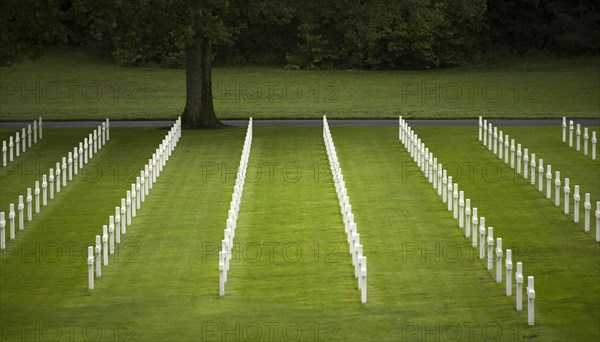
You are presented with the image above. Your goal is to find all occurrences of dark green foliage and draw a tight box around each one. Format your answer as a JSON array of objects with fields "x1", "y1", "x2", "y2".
[
  {"x1": 68, "y1": 0, "x2": 295, "y2": 68},
  {"x1": 286, "y1": 0, "x2": 487, "y2": 69},
  {"x1": 0, "y1": 0, "x2": 70, "y2": 66},
  {"x1": 1, "y1": 0, "x2": 597, "y2": 69},
  {"x1": 215, "y1": 19, "x2": 299, "y2": 66},
  {"x1": 487, "y1": 0, "x2": 600, "y2": 54}
]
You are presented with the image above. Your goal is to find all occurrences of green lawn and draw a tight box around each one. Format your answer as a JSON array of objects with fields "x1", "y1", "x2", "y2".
[
  {"x1": 477, "y1": 125, "x2": 600, "y2": 213},
  {"x1": 1, "y1": 49, "x2": 598, "y2": 121},
  {"x1": 0, "y1": 129, "x2": 21, "y2": 141},
  {"x1": 1, "y1": 126, "x2": 598, "y2": 341},
  {"x1": 0, "y1": 127, "x2": 125, "y2": 214},
  {"x1": 334, "y1": 126, "x2": 599, "y2": 341}
]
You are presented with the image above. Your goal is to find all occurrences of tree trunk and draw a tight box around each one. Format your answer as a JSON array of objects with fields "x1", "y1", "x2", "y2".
[{"x1": 182, "y1": 35, "x2": 223, "y2": 129}]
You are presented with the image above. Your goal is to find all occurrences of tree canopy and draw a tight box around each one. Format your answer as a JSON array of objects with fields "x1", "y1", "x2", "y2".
[
  {"x1": 2, "y1": 0, "x2": 598, "y2": 69},
  {"x1": 2, "y1": 0, "x2": 598, "y2": 127}
]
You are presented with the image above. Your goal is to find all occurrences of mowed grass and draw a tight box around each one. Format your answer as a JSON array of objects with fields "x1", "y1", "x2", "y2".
[
  {"x1": 0, "y1": 126, "x2": 598, "y2": 341},
  {"x1": 0, "y1": 129, "x2": 21, "y2": 141},
  {"x1": 0, "y1": 126, "x2": 245, "y2": 341},
  {"x1": 484, "y1": 125, "x2": 600, "y2": 202},
  {"x1": 402, "y1": 125, "x2": 599, "y2": 340},
  {"x1": 0, "y1": 49, "x2": 599, "y2": 121},
  {"x1": 0, "y1": 127, "x2": 130, "y2": 214}
]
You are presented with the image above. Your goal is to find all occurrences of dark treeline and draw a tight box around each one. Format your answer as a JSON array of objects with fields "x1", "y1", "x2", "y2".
[
  {"x1": 487, "y1": 0, "x2": 599, "y2": 54},
  {"x1": 2, "y1": 0, "x2": 599, "y2": 69}
]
